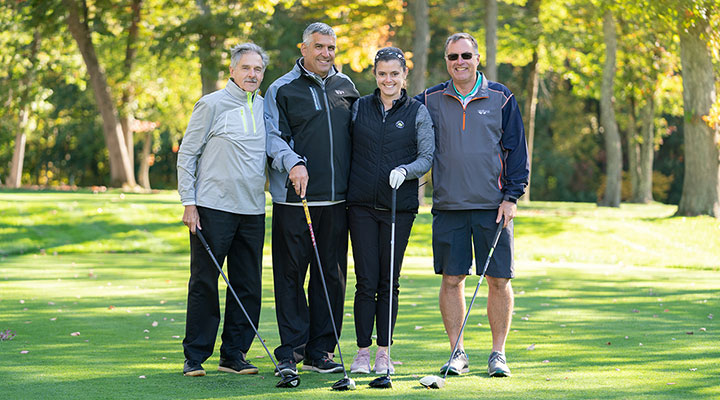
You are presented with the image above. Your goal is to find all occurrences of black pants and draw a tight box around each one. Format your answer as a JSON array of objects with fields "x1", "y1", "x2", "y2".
[
  {"x1": 348, "y1": 206, "x2": 415, "y2": 348},
  {"x1": 183, "y1": 206, "x2": 264, "y2": 363},
  {"x1": 272, "y1": 203, "x2": 348, "y2": 362}
]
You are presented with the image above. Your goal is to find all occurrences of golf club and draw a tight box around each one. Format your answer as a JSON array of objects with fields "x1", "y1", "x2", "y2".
[
  {"x1": 369, "y1": 188, "x2": 397, "y2": 389},
  {"x1": 300, "y1": 198, "x2": 356, "y2": 391},
  {"x1": 419, "y1": 216, "x2": 505, "y2": 389},
  {"x1": 194, "y1": 229, "x2": 300, "y2": 388}
]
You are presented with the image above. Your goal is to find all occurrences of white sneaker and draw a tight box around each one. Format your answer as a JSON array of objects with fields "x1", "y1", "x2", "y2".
[
  {"x1": 373, "y1": 348, "x2": 395, "y2": 374},
  {"x1": 350, "y1": 349, "x2": 371, "y2": 374}
]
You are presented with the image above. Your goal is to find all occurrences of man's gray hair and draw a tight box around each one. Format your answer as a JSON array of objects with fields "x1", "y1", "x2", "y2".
[
  {"x1": 302, "y1": 22, "x2": 336, "y2": 45},
  {"x1": 444, "y1": 33, "x2": 479, "y2": 54},
  {"x1": 230, "y1": 43, "x2": 269, "y2": 70}
]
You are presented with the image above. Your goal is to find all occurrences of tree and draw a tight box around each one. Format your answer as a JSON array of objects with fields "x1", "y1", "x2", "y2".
[
  {"x1": 484, "y1": 0, "x2": 498, "y2": 80},
  {"x1": 62, "y1": 0, "x2": 136, "y2": 188},
  {"x1": 598, "y1": 8, "x2": 621, "y2": 207},
  {"x1": 676, "y1": 6, "x2": 719, "y2": 217}
]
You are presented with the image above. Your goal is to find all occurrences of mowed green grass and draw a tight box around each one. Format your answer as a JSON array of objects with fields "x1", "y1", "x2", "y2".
[{"x1": 0, "y1": 190, "x2": 719, "y2": 399}]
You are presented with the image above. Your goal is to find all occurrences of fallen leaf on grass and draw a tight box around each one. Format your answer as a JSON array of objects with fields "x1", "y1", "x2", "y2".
[
  {"x1": 152, "y1": 321, "x2": 159, "y2": 327},
  {"x1": 686, "y1": 331, "x2": 694, "y2": 335},
  {"x1": 139, "y1": 376, "x2": 146, "y2": 379},
  {"x1": 20, "y1": 350, "x2": 29, "y2": 354},
  {"x1": 631, "y1": 309, "x2": 639, "y2": 313},
  {"x1": 667, "y1": 382, "x2": 675, "y2": 385},
  {"x1": 415, "y1": 326, "x2": 423, "y2": 330},
  {"x1": 108, "y1": 305, "x2": 115, "y2": 310},
  {"x1": 607, "y1": 342, "x2": 611, "y2": 345},
  {"x1": 255, "y1": 355, "x2": 264, "y2": 359},
  {"x1": 144, "y1": 336, "x2": 149, "y2": 340},
  {"x1": 392, "y1": 361, "x2": 403, "y2": 365},
  {"x1": 527, "y1": 344, "x2": 535, "y2": 350},
  {"x1": 545, "y1": 378, "x2": 551, "y2": 381},
  {"x1": 48, "y1": 301, "x2": 55, "y2": 305},
  {"x1": 542, "y1": 360, "x2": 550, "y2": 363},
  {"x1": 19, "y1": 300, "x2": 25, "y2": 304},
  {"x1": 144, "y1": 329, "x2": 150, "y2": 333},
  {"x1": 615, "y1": 368, "x2": 620, "y2": 371},
  {"x1": 345, "y1": 313, "x2": 351, "y2": 317},
  {"x1": 50, "y1": 318, "x2": 57, "y2": 321},
  {"x1": 70, "y1": 332, "x2": 80, "y2": 336},
  {"x1": 709, "y1": 314, "x2": 714, "y2": 319},
  {"x1": 689, "y1": 368, "x2": 697, "y2": 371},
  {"x1": 172, "y1": 336, "x2": 180, "y2": 339},
  {"x1": 700, "y1": 327, "x2": 707, "y2": 332}
]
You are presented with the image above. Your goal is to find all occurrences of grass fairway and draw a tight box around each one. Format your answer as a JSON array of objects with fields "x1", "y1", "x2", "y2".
[{"x1": 1, "y1": 190, "x2": 719, "y2": 399}]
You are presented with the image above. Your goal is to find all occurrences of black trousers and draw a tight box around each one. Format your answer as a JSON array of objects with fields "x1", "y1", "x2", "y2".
[
  {"x1": 348, "y1": 205, "x2": 415, "y2": 348},
  {"x1": 183, "y1": 206, "x2": 264, "y2": 363},
  {"x1": 272, "y1": 203, "x2": 348, "y2": 362}
]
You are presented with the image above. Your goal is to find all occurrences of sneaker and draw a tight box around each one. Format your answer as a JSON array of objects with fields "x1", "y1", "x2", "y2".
[
  {"x1": 183, "y1": 359, "x2": 206, "y2": 377},
  {"x1": 439, "y1": 349, "x2": 469, "y2": 375},
  {"x1": 373, "y1": 348, "x2": 395, "y2": 374},
  {"x1": 274, "y1": 358, "x2": 298, "y2": 377},
  {"x1": 488, "y1": 351, "x2": 511, "y2": 377},
  {"x1": 350, "y1": 349, "x2": 371, "y2": 374},
  {"x1": 302, "y1": 355, "x2": 344, "y2": 373},
  {"x1": 218, "y1": 356, "x2": 258, "y2": 375}
]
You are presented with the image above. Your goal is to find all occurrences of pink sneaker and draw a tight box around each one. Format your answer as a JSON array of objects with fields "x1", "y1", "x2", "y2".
[
  {"x1": 350, "y1": 349, "x2": 371, "y2": 374},
  {"x1": 373, "y1": 349, "x2": 395, "y2": 374}
]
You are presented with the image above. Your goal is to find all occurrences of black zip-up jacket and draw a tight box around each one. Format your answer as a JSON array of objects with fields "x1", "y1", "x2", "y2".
[
  {"x1": 347, "y1": 89, "x2": 422, "y2": 213},
  {"x1": 265, "y1": 59, "x2": 360, "y2": 203}
]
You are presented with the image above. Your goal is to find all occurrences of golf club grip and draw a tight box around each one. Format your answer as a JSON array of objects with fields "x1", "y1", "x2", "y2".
[{"x1": 301, "y1": 199, "x2": 318, "y2": 246}]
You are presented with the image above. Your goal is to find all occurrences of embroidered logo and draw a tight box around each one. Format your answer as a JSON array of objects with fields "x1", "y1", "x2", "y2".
[
  {"x1": 335, "y1": 89, "x2": 345, "y2": 95},
  {"x1": 395, "y1": 120, "x2": 405, "y2": 129},
  {"x1": 478, "y1": 109, "x2": 490, "y2": 115}
]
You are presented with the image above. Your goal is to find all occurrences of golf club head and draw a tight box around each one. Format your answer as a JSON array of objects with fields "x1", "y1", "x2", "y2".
[
  {"x1": 276, "y1": 374, "x2": 300, "y2": 388},
  {"x1": 331, "y1": 377, "x2": 356, "y2": 391},
  {"x1": 419, "y1": 375, "x2": 445, "y2": 389},
  {"x1": 368, "y1": 375, "x2": 392, "y2": 389}
]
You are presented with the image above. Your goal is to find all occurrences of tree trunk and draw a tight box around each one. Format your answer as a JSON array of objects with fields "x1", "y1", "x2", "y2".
[
  {"x1": 409, "y1": 0, "x2": 430, "y2": 205},
  {"x1": 7, "y1": 107, "x2": 29, "y2": 188},
  {"x1": 599, "y1": 9, "x2": 622, "y2": 207},
  {"x1": 119, "y1": 0, "x2": 143, "y2": 173},
  {"x1": 7, "y1": 30, "x2": 40, "y2": 189},
  {"x1": 138, "y1": 132, "x2": 153, "y2": 190},
  {"x1": 196, "y1": 0, "x2": 221, "y2": 95},
  {"x1": 521, "y1": 0, "x2": 541, "y2": 203},
  {"x1": 409, "y1": 0, "x2": 429, "y2": 97},
  {"x1": 63, "y1": 0, "x2": 136, "y2": 187},
  {"x1": 627, "y1": 96, "x2": 640, "y2": 202},
  {"x1": 484, "y1": 0, "x2": 497, "y2": 80},
  {"x1": 636, "y1": 98, "x2": 655, "y2": 203},
  {"x1": 677, "y1": 16, "x2": 720, "y2": 217}
]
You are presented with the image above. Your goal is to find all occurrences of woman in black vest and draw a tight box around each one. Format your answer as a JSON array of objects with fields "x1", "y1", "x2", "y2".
[{"x1": 347, "y1": 47, "x2": 434, "y2": 375}]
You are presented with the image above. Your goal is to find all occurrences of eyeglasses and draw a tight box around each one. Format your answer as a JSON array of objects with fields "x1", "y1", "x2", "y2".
[{"x1": 445, "y1": 52, "x2": 476, "y2": 61}]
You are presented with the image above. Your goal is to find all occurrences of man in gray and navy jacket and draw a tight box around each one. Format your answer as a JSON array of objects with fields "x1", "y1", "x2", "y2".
[
  {"x1": 264, "y1": 22, "x2": 359, "y2": 376},
  {"x1": 415, "y1": 32, "x2": 529, "y2": 378}
]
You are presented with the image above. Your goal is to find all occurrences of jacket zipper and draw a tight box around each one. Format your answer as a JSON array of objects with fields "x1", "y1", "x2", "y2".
[
  {"x1": 247, "y1": 92, "x2": 256, "y2": 133},
  {"x1": 320, "y1": 83, "x2": 335, "y2": 201}
]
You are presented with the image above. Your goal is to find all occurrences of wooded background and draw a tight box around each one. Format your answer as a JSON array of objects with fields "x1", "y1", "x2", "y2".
[{"x1": 1, "y1": 0, "x2": 718, "y2": 217}]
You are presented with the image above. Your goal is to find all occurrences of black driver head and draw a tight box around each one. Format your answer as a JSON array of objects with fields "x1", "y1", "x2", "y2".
[
  {"x1": 368, "y1": 375, "x2": 392, "y2": 389},
  {"x1": 331, "y1": 377, "x2": 356, "y2": 391},
  {"x1": 276, "y1": 374, "x2": 300, "y2": 388}
]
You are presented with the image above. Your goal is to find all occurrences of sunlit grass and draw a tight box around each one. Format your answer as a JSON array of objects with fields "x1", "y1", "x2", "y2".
[{"x1": 1, "y1": 190, "x2": 719, "y2": 399}]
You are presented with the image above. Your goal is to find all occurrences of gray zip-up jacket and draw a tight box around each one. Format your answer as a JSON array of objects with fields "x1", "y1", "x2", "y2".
[{"x1": 177, "y1": 79, "x2": 266, "y2": 215}]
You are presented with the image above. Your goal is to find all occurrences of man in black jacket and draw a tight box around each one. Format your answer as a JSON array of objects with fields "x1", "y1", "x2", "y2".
[{"x1": 264, "y1": 22, "x2": 359, "y2": 376}]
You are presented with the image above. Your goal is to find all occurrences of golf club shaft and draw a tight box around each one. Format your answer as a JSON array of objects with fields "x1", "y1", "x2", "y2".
[
  {"x1": 194, "y1": 229, "x2": 287, "y2": 378},
  {"x1": 442, "y1": 217, "x2": 504, "y2": 380},
  {"x1": 301, "y1": 199, "x2": 349, "y2": 377},
  {"x1": 386, "y1": 188, "x2": 396, "y2": 377}
]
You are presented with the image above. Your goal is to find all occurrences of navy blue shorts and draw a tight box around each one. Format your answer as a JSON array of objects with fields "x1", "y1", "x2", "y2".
[{"x1": 432, "y1": 209, "x2": 514, "y2": 278}]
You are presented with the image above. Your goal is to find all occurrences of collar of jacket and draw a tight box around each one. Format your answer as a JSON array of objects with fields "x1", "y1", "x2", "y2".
[
  {"x1": 443, "y1": 72, "x2": 489, "y2": 100},
  {"x1": 295, "y1": 57, "x2": 338, "y2": 85},
  {"x1": 373, "y1": 87, "x2": 409, "y2": 112},
  {"x1": 225, "y1": 78, "x2": 257, "y2": 102}
]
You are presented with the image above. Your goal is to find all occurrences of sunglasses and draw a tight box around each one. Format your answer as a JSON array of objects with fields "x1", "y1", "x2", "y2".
[{"x1": 446, "y1": 52, "x2": 476, "y2": 61}]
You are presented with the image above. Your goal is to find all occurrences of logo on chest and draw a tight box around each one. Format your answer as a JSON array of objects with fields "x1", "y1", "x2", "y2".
[
  {"x1": 477, "y1": 109, "x2": 490, "y2": 115},
  {"x1": 335, "y1": 89, "x2": 345, "y2": 95},
  {"x1": 395, "y1": 120, "x2": 405, "y2": 129}
]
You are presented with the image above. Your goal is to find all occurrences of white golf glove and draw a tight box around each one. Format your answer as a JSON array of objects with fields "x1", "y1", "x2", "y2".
[{"x1": 388, "y1": 167, "x2": 407, "y2": 189}]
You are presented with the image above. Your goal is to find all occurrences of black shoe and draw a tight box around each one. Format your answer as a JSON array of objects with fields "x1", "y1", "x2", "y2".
[
  {"x1": 183, "y1": 359, "x2": 206, "y2": 377},
  {"x1": 218, "y1": 356, "x2": 258, "y2": 375},
  {"x1": 302, "y1": 355, "x2": 344, "y2": 373},
  {"x1": 274, "y1": 358, "x2": 298, "y2": 377}
]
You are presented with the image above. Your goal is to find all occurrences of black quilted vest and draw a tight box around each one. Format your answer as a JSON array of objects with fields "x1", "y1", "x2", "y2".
[{"x1": 348, "y1": 89, "x2": 421, "y2": 212}]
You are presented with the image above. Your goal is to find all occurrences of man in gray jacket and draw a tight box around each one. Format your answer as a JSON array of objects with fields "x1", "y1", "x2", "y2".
[
  {"x1": 177, "y1": 43, "x2": 269, "y2": 377},
  {"x1": 415, "y1": 33, "x2": 529, "y2": 378}
]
